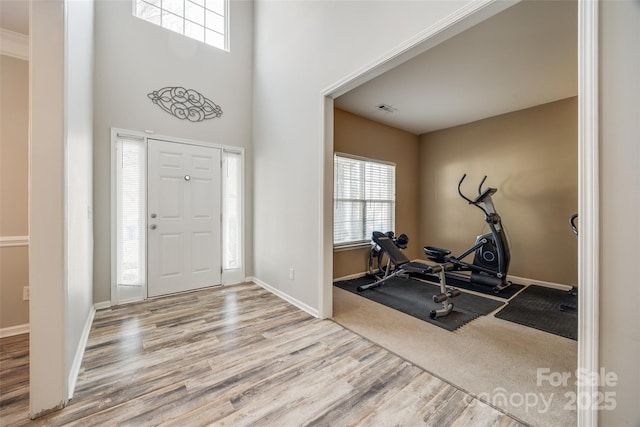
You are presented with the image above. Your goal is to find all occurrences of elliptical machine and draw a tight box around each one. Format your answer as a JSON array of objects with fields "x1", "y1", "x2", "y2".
[
  {"x1": 423, "y1": 174, "x2": 512, "y2": 293},
  {"x1": 559, "y1": 213, "x2": 578, "y2": 312}
]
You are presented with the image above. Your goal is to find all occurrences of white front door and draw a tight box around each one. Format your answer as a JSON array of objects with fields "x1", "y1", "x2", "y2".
[{"x1": 147, "y1": 139, "x2": 222, "y2": 297}]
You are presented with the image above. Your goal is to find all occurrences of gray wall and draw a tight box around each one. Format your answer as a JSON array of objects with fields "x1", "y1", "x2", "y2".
[
  {"x1": 30, "y1": 0, "x2": 95, "y2": 414},
  {"x1": 599, "y1": 1, "x2": 640, "y2": 425},
  {"x1": 92, "y1": 0, "x2": 254, "y2": 303},
  {"x1": 253, "y1": 0, "x2": 475, "y2": 311},
  {"x1": 65, "y1": 0, "x2": 95, "y2": 395}
]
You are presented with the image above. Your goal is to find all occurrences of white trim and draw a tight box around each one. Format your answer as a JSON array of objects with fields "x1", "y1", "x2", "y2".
[
  {"x1": 333, "y1": 271, "x2": 368, "y2": 282},
  {"x1": 322, "y1": 0, "x2": 518, "y2": 98},
  {"x1": 110, "y1": 130, "x2": 119, "y2": 306},
  {"x1": 333, "y1": 269, "x2": 573, "y2": 292},
  {"x1": 113, "y1": 132, "x2": 147, "y2": 304},
  {"x1": 334, "y1": 152, "x2": 396, "y2": 167},
  {"x1": 333, "y1": 241, "x2": 370, "y2": 252},
  {"x1": 507, "y1": 275, "x2": 573, "y2": 292},
  {"x1": 93, "y1": 301, "x2": 111, "y2": 310},
  {"x1": 0, "y1": 323, "x2": 30, "y2": 338},
  {"x1": 67, "y1": 306, "x2": 95, "y2": 399},
  {"x1": 319, "y1": 96, "x2": 335, "y2": 319},
  {"x1": 249, "y1": 277, "x2": 320, "y2": 319},
  {"x1": 221, "y1": 148, "x2": 246, "y2": 285},
  {"x1": 0, "y1": 236, "x2": 30, "y2": 247},
  {"x1": 577, "y1": 0, "x2": 599, "y2": 426},
  {"x1": 0, "y1": 28, "x2": 29, "y2": 60}
]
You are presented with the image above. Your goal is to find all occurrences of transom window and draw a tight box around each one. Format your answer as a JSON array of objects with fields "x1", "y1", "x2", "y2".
[
  {"x1": 334, "y1": 154, "x2": 396, "y2": 247},
  {"x1": 134, "y1": 0, "x2": 229, "y2": 51}
]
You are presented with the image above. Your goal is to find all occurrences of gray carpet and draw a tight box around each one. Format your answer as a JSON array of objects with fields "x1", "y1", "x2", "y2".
[{"x1": 334, "y1": 276, "x2": 504, "y2": 331}]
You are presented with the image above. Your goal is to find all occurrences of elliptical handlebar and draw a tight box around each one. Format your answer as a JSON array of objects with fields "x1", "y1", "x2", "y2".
[
  {"x1": 458, "y1": 174, "x2": 490, "y2": 217},
  {"x1": 569, "y1": 213, "x2": 578, "y2": 237},
  {"x1": 478, "y1": 175, "x2": 488, "y2": 197},
  {"x1": 457, "y1": 174, "x2": 473, "y2": 204}
]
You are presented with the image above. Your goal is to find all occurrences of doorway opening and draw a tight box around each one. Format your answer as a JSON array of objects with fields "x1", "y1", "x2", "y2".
[{"x1": 321, "y1": 0, "x2": 599, "y2": 425}]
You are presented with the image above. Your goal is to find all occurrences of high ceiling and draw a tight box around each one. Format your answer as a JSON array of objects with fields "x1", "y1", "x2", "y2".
[
  {"x1": 335, "y1": 0, "x2": 578, "y2": 135},
  {"x1": 2, "y1": 0, "x2": 576, "y2": 136}
]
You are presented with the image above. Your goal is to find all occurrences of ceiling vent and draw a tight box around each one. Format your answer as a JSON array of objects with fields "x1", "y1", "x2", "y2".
[{"x1": 376, "y1": 103, "x2": 397, "y2": 113}]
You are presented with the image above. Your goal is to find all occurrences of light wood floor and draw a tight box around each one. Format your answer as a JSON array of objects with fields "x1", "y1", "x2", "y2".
[{"x1": 1, "y1": 282, "x2": 526, "y2": 426}]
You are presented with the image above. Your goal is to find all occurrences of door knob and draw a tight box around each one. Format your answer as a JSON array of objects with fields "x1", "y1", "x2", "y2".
[
  {"x1": 150, "y1": 213, "x2": 157, "y2": 218},
  {"x1": 150, "y1": 224, "x2": 157, "y2": 230}
]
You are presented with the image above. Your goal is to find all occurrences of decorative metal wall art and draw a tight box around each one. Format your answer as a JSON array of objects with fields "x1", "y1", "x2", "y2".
[{"x1": 147, "y1": 87, "x2": 223, "y2": 122}]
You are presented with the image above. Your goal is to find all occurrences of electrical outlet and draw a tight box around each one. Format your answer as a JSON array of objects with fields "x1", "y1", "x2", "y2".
[
  {"x1": 23, "y1": 287, "x2": 30, "y2": 301},
  {"x1": 288, "y1": 267, "x2": 295, "y2": 280}
]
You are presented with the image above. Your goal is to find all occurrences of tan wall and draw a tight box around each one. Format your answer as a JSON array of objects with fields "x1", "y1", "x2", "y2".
[
  {"x1": 0, "y1": 54, "x2": 30, "y2": 329},
  {"x1": 0, "y1": 246, "x2": 29, "y2": 328},
  {"x1": 333, "y1": 108, "x2": 420, "y2": 279},
  {"x1": 419, "y1": 97, "x2": 578, "y2": 285}
]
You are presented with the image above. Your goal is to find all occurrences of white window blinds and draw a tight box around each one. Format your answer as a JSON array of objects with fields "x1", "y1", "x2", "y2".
[
  {"x1": 116, "y1": 137, "x2": 146, "y2": 286},
  {"x1": 222, "y1": 150, "x2": 242, "y2": 270},
  {"x1": 334, "y1": 154, "x2": 395, "y2": 246}
]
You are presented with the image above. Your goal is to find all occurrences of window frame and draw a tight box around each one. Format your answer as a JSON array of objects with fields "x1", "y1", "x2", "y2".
[
  {"x1": 132, "y1": 0, "x2": 230, "y2": 52},
  {"x1": 333, "y1": 153, "x2": 396, "y2": 249},
  {"x1": 115, "y1": 135, "x2": 147, "y2": 290}
]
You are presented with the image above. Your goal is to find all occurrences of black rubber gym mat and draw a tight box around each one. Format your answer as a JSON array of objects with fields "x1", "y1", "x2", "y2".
[
  {"x1": 494, "y1": 285, "x2": 577, "y2": 340},
  {"x1": 411, "y1": 272, "x2": 525, "y2": 299},
  {"x1": 334, "y1": 276, "x2": 505, "y2": 331}
]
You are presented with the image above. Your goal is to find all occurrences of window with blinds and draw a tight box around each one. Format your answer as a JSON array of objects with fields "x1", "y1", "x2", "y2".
[
  {"x1": 333, "y1": 154, "x2": 395, "y2": 246},
  {"x1": 222, "y1": 150, "x2": 242, "y2": 270},
  {"x1": 116, "y1": 137, "x2": 146, "y2": 287}
]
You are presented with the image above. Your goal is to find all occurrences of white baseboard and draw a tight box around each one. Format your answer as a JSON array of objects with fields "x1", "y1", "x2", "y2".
[
  {"x1": 0, "y1": 323, "x2": 30, "y2": 338},
  {"x1": 93, "y1": 301, "x2": 111, "y2": 310},
  {"x1": 333, "y1": 271, "x2": 368, "y2": 282},
  {"x1": 248, "y1": 277, "x2": 319, "y2": 318},
  {"x1": 332, "y1": 268, "x2": 573, "y2": 292},
  {"x1": 68, "y1": 306, "x2": 96, "y2": 399},
  {"x1": 507, "y1": 275, "x2": 573, "y2": 291}
]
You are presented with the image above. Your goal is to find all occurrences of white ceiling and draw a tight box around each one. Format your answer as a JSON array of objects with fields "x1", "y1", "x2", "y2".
[
  {"x1": 335, "y1": 0, "x2": 578, "y2": 135},
  {"x1": 1, "y1": 0, "x2": 576, "y2": 136},
  {"x1": 0, "y1": 0, "x2": 29, "y2": 35}
]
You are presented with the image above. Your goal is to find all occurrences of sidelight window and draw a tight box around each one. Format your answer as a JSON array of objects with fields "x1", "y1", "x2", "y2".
[{"x1": 115, "y1": 135, "x2": 146, "y2": 287}]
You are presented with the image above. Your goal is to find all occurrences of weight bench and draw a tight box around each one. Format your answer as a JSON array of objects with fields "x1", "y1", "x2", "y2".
[{"x1": 357, "y1": 231, "x2": 461, "y2": 318}]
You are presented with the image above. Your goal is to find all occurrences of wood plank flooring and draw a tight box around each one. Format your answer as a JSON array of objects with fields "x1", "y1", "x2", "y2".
[{"x1": 1, "y1": 282, "x2": 527, "y2": 426}]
